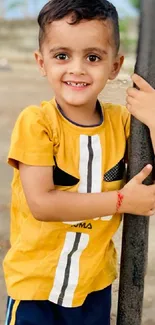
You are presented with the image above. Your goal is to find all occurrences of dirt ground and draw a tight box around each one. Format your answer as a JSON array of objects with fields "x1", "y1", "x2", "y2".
[{"x1": 0, "y1": 61, "x2": 155, "y2": 325}]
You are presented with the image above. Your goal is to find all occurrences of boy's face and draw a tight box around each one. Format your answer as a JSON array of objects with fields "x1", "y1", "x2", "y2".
[{"x1": 35, "y1": 16, "x2": 124, "y2": 108}]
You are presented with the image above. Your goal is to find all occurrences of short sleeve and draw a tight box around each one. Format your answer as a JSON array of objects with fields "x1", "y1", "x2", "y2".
[
  {"x1": 8, "y1": 106, "x2": 55, "y2": 169},
  {"x1": 121, "y1": 106, "x2": 131, "y2": 140},
  {"x1": 121, "y1": 106, "x2": 131, "y2": 163}
]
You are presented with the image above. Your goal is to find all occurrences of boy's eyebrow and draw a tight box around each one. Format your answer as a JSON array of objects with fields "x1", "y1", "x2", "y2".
[
  {"x1": 49, "y1": 47, "x2": 71, "y2": 53},
  {"x1": 84, "y1": 47, "x2": 108, "y2": 56},
  {"x1": 49, "y1": 47, "x2": 108, "y2": 55}
]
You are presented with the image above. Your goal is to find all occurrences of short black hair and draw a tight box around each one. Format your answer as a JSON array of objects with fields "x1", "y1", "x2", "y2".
[{"x1": 38, "y1": 0, "x2": 120, "y2": 53}]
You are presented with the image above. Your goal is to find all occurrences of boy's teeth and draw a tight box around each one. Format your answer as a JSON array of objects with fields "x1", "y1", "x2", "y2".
[{"x1": 66, "y1": 82, "x2": 87, "y2": 87}]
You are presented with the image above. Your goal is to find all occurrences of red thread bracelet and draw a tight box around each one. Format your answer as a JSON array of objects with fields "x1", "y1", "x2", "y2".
[{"x1": 116, "y1": 191, "x2": 124, "y2": 213}]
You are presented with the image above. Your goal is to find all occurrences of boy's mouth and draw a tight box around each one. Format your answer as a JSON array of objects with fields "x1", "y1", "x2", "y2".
[{"x1": 64, "y1": 81, "x2": 90, "y2": 88}]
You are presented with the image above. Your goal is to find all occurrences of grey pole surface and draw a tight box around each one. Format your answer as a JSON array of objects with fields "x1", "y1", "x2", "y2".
[{"x1": 117, "y1": 0, "x2": 155, "y2": 324}]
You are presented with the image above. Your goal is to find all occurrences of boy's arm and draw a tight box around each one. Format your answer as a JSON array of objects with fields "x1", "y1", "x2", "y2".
[{"x1": 19, "y1": 162, "x2": 155, "y2": 222}]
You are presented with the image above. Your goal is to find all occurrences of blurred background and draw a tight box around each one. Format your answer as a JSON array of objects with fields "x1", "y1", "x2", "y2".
[
  {"x1": 0, "y1": 0, "x2": 139, "y2": 64},
  {"x1": 1, "y1": 1, "x2": 155, "y2": 325}
]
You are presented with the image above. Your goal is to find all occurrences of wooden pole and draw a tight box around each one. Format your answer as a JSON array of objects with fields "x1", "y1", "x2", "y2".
[{"x1": 117, "y1": 0, "x2": 155, "y2": 324}]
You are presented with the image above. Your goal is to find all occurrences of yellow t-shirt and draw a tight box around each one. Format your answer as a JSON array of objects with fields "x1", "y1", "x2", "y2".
[{"x1": 3, "y1": 98, "x2": 130, "y2": 307}]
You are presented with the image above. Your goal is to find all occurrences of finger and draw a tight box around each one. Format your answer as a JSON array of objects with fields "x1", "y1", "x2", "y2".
[
  {"x1": 132, "y1": 74, "x2": 154, "y2": 93},
  {"x1": 126, "y1": 104, "x2": 137, "y2": 117},
  {"x1": 149, "y1": 184, "x2": 155, "y2": 192},
  {"x1": 126, "y1": 104, "x2": 132, "y2": 112},
  {"x1": 134, "y1": 164, "x2": 153, "y2": 184},
  {"x1": 126, "y1": 95, "x2": 137, "y2": 106},
  {"x1": 126, "y1": 99, "x2": 139, "y2": 116},
  {"x1": 127, "y1": 87, "x2": 140, "y2": 98},
  {"x1": 148, "y1": 209, "x2": 155, "y2": 217},
  {"x1": 148, "y1": 183, "x2": 155, "y2": 188}
]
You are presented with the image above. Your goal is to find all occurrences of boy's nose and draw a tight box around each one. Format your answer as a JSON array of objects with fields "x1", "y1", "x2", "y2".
[{"x1": 68, "y1": 59, "x2": 85, "y2": 76}]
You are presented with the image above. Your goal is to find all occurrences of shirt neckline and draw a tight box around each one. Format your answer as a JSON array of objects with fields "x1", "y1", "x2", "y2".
[{"x1": 56, "y1": 100, "x2": 104, "y2": 128}]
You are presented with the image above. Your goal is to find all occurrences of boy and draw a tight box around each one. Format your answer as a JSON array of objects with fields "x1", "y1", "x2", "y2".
[{"x1": 3, "y1": 0, "x2": 155, "y2": 324}]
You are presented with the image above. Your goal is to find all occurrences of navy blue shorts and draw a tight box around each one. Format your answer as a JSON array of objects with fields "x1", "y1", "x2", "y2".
[{"x1": 5, "y1": 285, "x2": 111, "y2": 325}]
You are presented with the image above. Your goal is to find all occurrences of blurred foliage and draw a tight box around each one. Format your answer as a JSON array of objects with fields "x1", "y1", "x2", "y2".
[
  {"x1": 120, "y1": 19, "x2": 129, "y2": 35},
  {"x1": 8, "y1": 1, "x2": 25, "y2": 10},
  {"x1": 119, "y1": 19, "x2": 137, "y2": 53},
  {"x1": 129, "y1": 0, "x2": 140, "y2": 9}
]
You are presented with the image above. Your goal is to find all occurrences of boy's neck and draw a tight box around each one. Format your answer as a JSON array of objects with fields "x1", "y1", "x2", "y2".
[{"x1": 55, "y1": 98, "x2": 102, "y2": 127}]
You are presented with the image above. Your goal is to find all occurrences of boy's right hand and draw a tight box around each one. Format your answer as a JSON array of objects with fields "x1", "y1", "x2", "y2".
[{"x1": 120, "y1": 164, "x2": 155, "y2": 216}]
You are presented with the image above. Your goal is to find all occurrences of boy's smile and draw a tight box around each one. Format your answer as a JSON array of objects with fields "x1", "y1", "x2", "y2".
[{"x1": 35, "y1": 16, "x2": 124, "y2": 124}]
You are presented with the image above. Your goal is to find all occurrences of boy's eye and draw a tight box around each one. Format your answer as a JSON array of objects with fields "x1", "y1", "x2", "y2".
[
  {"x1": 87, "y1": 55, "x2": 100, "y2": 62},
  {"x1": 55, "y1": 53, "x2": 69, "y2": 60}
]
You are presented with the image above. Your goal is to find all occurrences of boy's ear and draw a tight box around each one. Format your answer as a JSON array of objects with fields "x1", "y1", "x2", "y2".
[
  {"x1": 109, "y1": 54, "x2": 124, "y2": 80},
  {"x1": 34, "y1": 50, "x2": 47, "y2": 77}
]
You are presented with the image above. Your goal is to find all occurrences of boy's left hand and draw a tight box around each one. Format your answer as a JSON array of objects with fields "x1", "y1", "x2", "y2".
[{"x1": 126, "y1": 74, "x2": 155, "y2": 130}]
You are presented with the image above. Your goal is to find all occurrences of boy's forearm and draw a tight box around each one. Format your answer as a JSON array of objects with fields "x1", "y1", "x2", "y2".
[{"x1": 31, "y1": 190, "x2": 118, "y2": 222}]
